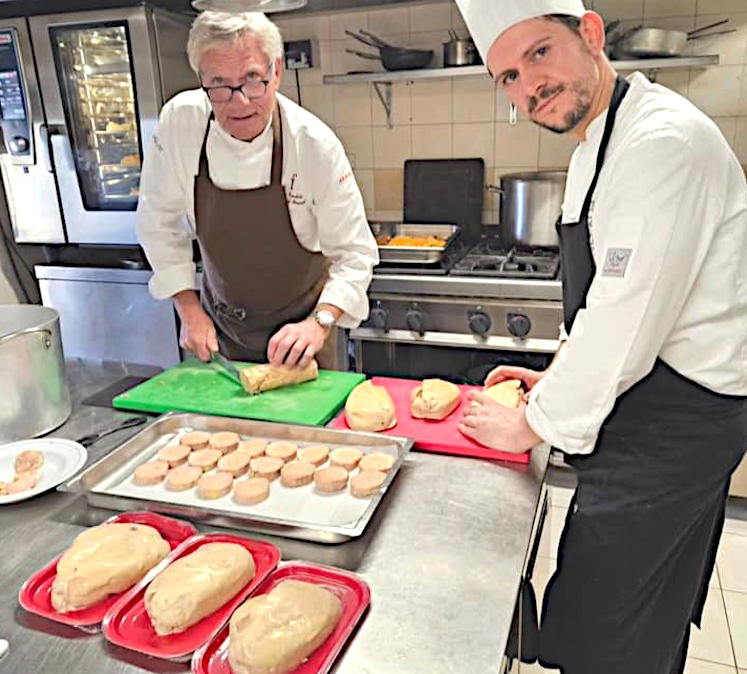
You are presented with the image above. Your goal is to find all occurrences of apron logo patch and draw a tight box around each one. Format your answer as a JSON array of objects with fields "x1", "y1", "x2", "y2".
[{"x1": 602, "y1": 248, "x2": 632, "y2": 278}]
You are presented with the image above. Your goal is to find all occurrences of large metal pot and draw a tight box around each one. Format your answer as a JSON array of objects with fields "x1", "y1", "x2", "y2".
[
  {"x1": 0, "y1": 305, "x2": 71, "y2": 442},
  {"x1": 497, "y1": 171, "x2": 567, "y2": 248}
]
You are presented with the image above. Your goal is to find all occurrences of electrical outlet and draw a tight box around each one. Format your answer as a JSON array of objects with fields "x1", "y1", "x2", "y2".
[{"x1": 284, "y1": 40, "x2": 313, "y2": 70}]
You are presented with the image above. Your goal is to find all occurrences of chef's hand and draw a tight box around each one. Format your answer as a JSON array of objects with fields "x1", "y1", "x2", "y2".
[
  {"x1": 173, "y1": 290, "x2": 218, "y2": 362},
  {"x1": 484, "y1": 365, "x2": 547, "y2": 398},
  {"x1": 267, "y1": 317, "x2": 327, "y2": 369},
  {"x1": 458, "y1": 390, "x2": 542, "y2": 453}
]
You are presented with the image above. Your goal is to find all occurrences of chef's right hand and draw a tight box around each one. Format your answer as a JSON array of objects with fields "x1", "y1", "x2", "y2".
[
  {"x1": 484, "y1": 365, "x2": 547, "y2": 393},
  {"x1": 173, "y1": 290, "x2": 218, "y2": 362}
]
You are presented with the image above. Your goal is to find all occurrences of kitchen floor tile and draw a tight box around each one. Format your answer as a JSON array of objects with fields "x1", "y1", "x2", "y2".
[
  {"x1": 689, "y1": 589, "x2": 735, "y2": 666},
  {"x1": 724, "y1": 590, "x2": 747, "y2": 668},
  {"x1": 683, "y1": 658, "x2": 737, "y2": 673},
  {"x1": 717, "y1": 534, "x2": 747, "y2": 593}
]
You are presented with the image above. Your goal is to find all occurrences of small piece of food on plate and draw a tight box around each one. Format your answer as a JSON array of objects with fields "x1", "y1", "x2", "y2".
[
  {"x1": 14, "y1": 449, "x2": 45, "y2": 475},
  {"x1": 228, "y1": 579, "x2": 343, "y2": 674},
  {"x1": 180, "y1": 430, "x2": 211, "y2": 450},
  {"x1": 350, "y1": 469, "x2": 387, "y2": 498},
  {"x1": 484, "y1": 379, "x2": 523, "y2": 408},
  {"x1": 240, "y1": 360, "x2": 318, "y2": 395},
  {"x1": 145, "y1": 542, "x2": 255, "y2": 636},
  {"x1": 156, "y1": 444, "x2": 191, "y2": 468},
  {"x1": 133, "y1": 460, "x2": 169, "y2": 486},
  {"x1": 209, "y1": 431, "x2": 240, "y2": 454},
  {"x1": 7, "y1": 472, "x2": 38, "y2": 494},
  {"x1": 51, "y1": 523, "x2": 169, "y2": 613},
  {"x1": 265, "y1": 442, "x2": 297, "y2": 463},
  {"x1": 218, "y1": 450, "x2": 252, "y2": 478},
  {"x1": 234, "y1": 477, "x2": 271, "y2": 505},
  {"x1": 344, "y1": 380, "x2": 397, "y2": 431},
  {"x1": 165, "y1": 465, "x2": 203, "y2": 491},
  {"x1": 410, "y1": 379, "x2": 461, "y2": 420},
  {"x1": 329, "y1": 447, "x2": 363, "y2": 472},
  {"x1": 188, "y1": 448, "x2": 222, "y2": 472},
  {"x1": 314, "y1": 466, "x2": 349, "y2": 493},
  {"x1": 197, "y1": 471, "x2": 234, "y2": 499},
  {"x1": 280, "y1": 461, "x2": 315, "y2": 488},
  {"x1": 358, "y1": 452, "x2": 395, "y2": 473},
  {"x1": 238, "y1": 438, "x2": 268, "y2": 458},
  {"x1": 297, "y1": 445, "x2": 329, "y2": 467},
  {"x1": 250, "y1": 456, "x2": 284, "y2": 481}
]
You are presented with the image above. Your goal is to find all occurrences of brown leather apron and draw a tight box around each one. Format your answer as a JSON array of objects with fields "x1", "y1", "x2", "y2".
[{"x1": 194, "y1": 105, "x2": 336, "y2": 366}]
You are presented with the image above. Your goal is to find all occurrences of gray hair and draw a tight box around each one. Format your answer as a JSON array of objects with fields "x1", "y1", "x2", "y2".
[{"x1": 187, "y1": 11, "x2": 283, "y2": 73}]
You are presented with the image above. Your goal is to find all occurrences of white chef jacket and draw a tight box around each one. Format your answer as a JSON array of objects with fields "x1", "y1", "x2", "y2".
[
  {"x1": 136, "y1": 91, "x2": 378, "y2": 328},
  {"x1": 526, "y1": 72, "x2": 747, "y2": 455}
]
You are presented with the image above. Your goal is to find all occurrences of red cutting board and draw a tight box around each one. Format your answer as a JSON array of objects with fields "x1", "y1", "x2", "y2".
[{"x1": 331, "y1": 376, "x2": 530, "y2": 464}]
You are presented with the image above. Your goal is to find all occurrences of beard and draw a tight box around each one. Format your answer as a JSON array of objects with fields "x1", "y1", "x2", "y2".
[{"x1": 529, "y1": 80, "x2": 592, "y2": 134}]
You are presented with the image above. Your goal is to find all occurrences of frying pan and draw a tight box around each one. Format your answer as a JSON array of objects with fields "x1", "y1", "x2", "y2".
[
  {"x1": 614, "y1": 20, "x2": 735, "y2": 58},
  {"x1": 345, "y1": 29, "x2": 433, "y2": 71}
]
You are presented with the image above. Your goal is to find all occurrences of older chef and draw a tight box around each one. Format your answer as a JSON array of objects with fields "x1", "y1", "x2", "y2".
[
  {"x1": 137, "y1": 12, "x2": 378, "y2": 368},
  {"x1": 455, "y1": 1, "x2": 747, "y2": 672}
]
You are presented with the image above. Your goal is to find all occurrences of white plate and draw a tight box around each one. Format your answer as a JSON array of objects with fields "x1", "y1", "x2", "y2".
[{"x1": 0, "y1": 438, "x2": 87, "y2": 505}]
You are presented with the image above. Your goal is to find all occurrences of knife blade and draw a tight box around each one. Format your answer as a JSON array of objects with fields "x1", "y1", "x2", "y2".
[{"x1": 211, "y1": 351, "x2": 242, "y2": 385}]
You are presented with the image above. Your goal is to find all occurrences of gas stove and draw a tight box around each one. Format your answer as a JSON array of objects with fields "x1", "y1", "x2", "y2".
[{"x1": 451, "y1": 236, "x2": 560, "y2": 279}]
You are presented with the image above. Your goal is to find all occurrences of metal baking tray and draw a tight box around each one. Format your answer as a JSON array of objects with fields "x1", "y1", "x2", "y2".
[
  {"x1": 61, "y1": 412, "x2": 413, "y2": 544},
  {"x1": 371, "y1": 222, "x2": 458, "y2": 264}
]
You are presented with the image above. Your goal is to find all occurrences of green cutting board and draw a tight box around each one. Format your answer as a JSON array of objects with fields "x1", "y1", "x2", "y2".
[{"x1": 112, "y1": 359, "x2": 365, "y2": 426}]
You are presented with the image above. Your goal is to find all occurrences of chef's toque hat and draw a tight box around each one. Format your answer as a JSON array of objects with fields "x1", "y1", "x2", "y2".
[{"x1": 454, "y1": 0, "x2": 587, "y2": 64}]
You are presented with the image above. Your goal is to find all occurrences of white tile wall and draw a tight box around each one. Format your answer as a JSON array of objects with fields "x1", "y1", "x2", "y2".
[{"x1": 273, "y1": 0, "x2": 747, "y2": 218}]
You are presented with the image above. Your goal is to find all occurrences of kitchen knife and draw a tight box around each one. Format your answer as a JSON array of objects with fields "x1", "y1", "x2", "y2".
[{"x1": 211, "y1": 351, "x2": 243, "y2": 385}]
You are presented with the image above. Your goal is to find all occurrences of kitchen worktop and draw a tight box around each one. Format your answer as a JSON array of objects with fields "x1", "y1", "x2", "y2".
[{"x1": 0, "y1": 359, "x2": 550, "y2": 674}]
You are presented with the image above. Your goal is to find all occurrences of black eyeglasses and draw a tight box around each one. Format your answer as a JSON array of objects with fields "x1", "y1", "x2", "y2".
[{"x1": 201, "y1": 65, "x2": 274, "y2": 103}]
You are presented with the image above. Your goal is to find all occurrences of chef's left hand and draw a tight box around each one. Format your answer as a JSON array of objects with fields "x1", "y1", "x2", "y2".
[
  {"x1": 267, "y1": 317, "x2": 328, "y2": 368},
  {"x1": 458, "y1": 391, "x2": 542, "y2": 453}
]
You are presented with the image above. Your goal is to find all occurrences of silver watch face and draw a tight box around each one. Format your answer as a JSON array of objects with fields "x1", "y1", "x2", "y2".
[{"x1": 315, "y1": 310, "x2": 335, "y2": 327}]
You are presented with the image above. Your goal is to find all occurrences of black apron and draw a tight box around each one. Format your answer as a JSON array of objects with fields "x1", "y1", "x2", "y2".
[{"x1": 538, "y1": 76, "x2": 747, "y2": 674}]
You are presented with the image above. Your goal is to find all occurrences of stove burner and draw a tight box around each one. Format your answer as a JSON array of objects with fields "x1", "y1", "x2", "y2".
[{"x1": 451, "y1": 239, "x2": 560, "y2": 279}]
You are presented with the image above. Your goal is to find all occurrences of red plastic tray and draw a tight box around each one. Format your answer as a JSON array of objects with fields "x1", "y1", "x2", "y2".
[
  {"x1": 18, "y1": 511, "x2": 197, "y2": 628},
  {"x1": 192, "y1": 562, "x2": 371, "y2": 674},
  {"x1": 102, "y1": 533, "x2": 281, "y2": 661},
  {"x1": 331, "y1": 376, "x2": 530, "y2": 464}
]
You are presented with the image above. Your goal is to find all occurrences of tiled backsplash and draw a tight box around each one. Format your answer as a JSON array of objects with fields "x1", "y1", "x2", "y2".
[{"x1": 274, "y1": 0, "x2": 747, "y2": 223}]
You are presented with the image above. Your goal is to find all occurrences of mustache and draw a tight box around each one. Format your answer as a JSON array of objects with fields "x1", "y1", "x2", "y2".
[{"x1": 528, "y1": 85, "x2": 565, "y2": 113}]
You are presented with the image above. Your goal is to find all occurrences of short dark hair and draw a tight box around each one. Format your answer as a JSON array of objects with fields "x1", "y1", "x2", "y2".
[{"x1": 543, "y1": 14, "x2": 582, "y2": 34}]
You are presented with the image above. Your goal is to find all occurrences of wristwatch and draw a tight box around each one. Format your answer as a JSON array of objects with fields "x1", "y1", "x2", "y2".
[{"x1": 313, "y1": 308, "x2": 336, "y2": 329}]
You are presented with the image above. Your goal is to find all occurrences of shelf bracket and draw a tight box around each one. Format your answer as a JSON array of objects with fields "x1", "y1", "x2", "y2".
[{"x1": 372, "y1": 82, "x2": 393, "y2": 129}]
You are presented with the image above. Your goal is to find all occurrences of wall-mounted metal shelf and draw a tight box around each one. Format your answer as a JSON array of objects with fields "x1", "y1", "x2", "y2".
[{"x1": 322, "y1": 55, "x2": 719, "y2": 127}]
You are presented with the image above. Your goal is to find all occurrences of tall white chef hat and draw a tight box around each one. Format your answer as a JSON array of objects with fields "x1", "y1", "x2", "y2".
[{"x1": 455, "y1": 0, "x2": 588, "y2": 64}]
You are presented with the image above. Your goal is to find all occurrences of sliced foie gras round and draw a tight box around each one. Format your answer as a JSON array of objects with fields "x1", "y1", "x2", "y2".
[
  {"x1": 228, "y1": 579, "x2": 342, "y2": 674},
  {"x1": 238, "y1": 438, "x2": 268, "y2": 459},
  {"x1": 234, "y1": 477, "x2": 270, "y2": 505},
  {"x1": 145, "y1": 542, "x2": 255, "y2": 636},
  {"x1": 218, "y1": 450, "x2": 252, "y2": 478},
  {"x1": 134, "y1": 460, "x2": 169, "y2": 486},
  {"x1": 157, "y1": 444, "x2": 191, "y2": 468},
  {"x1": 410, "y1": 378, "x2": 461, "y2": 420},
  {"x1": 350, "y1": 469, "x2": 387, "y2": 498},
  {"x1": 344, "y1": 380, "x2": 397, "y2": 431},
  {"x1": 188, "y1": 448, "x2": 222, "y2": 472},
  {"x1": 7, "y1": 472, "x2": 38, "y2": 494},
  {"x1": 250, "y1": 456, "x2": 284, "y2": 481},
  {"x1": 314, "y1": 466, "x2": 349, "y2": 493},
  {"x1": 209, "y1": 431, "x2": 240, "y2": 454},
  {"x1": 180, "y1": 430, "x2": 211, "y2": 450},
  {"x1": 297, "y1": 444, "x2": 329, "y2": 467},
  {"x1": 14, "y1": 449, "x2": 45, "y2": 475},
  {"x1": 51, "y1": 523, "x2": 170, "y2": 613},
  {"x1": 280, "y1": 460, "x2": 315, "y2": 488},
  {"x1": 197, "y1": 471, "x2": 234, "y2": 499},
  {"x1": 358, "y1": 452, "x2": 395, "y2": 473},
  {"x1": 484, "y1": 379, "x2": 523, "y2": 407},
  {"x1": 329, "y1": 447, "x2": 363, "y2": 472},
  {"x1": 165, "y1": 465, "x2": 203, "y2": 491},
  {"x1": 265, "y1": 442, "x2": 297, "y2": 463}
]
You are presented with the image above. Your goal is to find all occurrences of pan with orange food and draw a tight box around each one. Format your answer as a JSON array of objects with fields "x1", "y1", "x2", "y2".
[{"x1": 370, "y1": 222, "x2": 459, "y2": 264}]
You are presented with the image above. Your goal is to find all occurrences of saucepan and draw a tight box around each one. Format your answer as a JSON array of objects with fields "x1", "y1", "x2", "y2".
[
  {"x1": 346, "y1": 29, "x2": 433, "y2": 71},
  {"x1": 443, "y1": 29, "x2": 480, "y2": 67},
  {"x1": 614, "y1": 19, "x2": 735, "y2": 59}
]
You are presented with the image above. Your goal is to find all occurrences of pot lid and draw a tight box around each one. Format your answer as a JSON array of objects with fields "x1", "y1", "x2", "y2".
[
  {"x1": 0, "y1": 305, "x2": 58, "y2": 340},
  {"x1": 191, "y1": 0, "x2": 307, "y2": 12}
]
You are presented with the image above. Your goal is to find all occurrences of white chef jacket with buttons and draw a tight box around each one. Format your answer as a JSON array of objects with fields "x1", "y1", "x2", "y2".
[
  {"x1": 526, "y1": 72, "x2": 747, "y2": 455},
  {"x1": 136, "y1": 90, "x2": 378, "y2": 329}
]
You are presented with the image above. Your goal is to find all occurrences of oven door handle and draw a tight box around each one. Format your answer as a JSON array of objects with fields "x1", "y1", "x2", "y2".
[{"x1": 349, "y1": 328, "x2": 559, "y2": 353}]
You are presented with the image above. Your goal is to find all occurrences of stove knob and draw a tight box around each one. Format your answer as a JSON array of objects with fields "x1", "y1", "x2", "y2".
[
  {"x1": 406, "y1": 308, "x2": 425, "y2": 335},
  {"x1": 507, "y1": 313, "x2": 532, "y2": 338},
  {"x1": 369, "y1": 306, "x2": 389, "y2": 331},
  {"x1": 468, "y1": 310, "x2": 492, "y2": 337}
]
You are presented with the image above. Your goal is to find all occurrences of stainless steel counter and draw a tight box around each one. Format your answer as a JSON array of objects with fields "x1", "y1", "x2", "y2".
[{"x1": 0, "y1": 359, "x2": 549, "y2": 674}]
